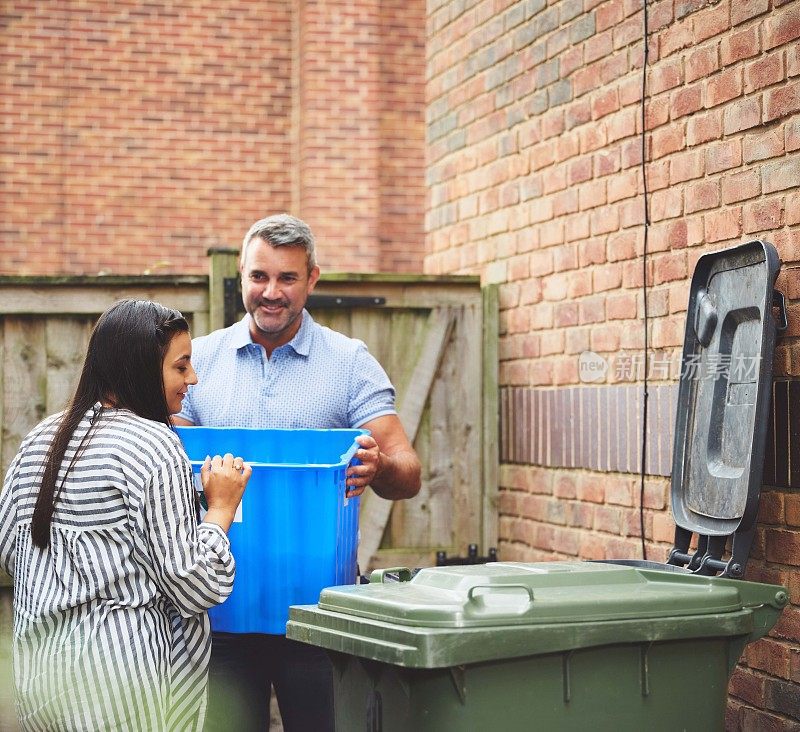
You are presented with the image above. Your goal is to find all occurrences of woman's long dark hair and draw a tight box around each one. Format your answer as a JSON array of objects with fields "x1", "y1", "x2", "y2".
[{"x1": 31, "y1": 299, "x2": 189, "y2": 548}]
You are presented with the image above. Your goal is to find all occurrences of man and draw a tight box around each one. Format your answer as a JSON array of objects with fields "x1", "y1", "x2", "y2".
[{"x1": 174, "y1": 214, "x2": 421, "y2": 732}]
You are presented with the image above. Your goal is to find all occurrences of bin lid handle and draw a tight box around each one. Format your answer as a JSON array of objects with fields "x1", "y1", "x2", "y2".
[{"x1": 467, "y1": 584, "x2": 535, "y2": 604}]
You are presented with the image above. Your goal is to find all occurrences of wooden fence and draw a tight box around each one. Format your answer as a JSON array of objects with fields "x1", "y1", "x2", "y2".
[{"x1": 0, "y1": 262, "x2": 498, "y2": 570}]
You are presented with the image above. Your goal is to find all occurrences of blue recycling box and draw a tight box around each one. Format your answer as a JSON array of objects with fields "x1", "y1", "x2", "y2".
[{"x1": 176, "y1": 426, "x2": 365, "y2": 634}]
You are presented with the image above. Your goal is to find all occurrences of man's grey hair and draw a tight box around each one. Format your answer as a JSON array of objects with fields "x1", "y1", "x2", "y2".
[{"x1": 240, "y1": 214, "x2": 316, "y2": 272}]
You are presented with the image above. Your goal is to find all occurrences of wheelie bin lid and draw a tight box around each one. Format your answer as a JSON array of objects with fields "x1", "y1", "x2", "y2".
[
  {"x1": 286, "y1": 561, "x2": 787, "y2": 668},
  {"x1": 670, "y1": 239, "x2": 783, "y2": 539}
]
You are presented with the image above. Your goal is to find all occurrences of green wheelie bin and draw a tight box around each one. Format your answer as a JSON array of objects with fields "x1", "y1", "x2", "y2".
[{"x1": 287, "y1": 561, "x2": 786, "y2": 731}]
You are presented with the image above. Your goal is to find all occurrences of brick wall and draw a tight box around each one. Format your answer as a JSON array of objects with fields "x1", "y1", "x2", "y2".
[
  {"x1": 425, "y1": 0, "x2": 799, "y2": 727},
  {"x1": 296, "y1": 0, "x2": 426, "y2": 271},
  {"x1": 0, "y1": 0, "x2": 426, "y2": 275}
]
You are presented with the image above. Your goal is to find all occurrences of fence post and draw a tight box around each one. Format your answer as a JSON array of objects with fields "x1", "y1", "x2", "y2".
[
  {"x1": 207, "y1": 248, "x2": 240, "y2": 331},
  {"x1": 481, "y1": 283, "x2": 499, "y2": 554}
]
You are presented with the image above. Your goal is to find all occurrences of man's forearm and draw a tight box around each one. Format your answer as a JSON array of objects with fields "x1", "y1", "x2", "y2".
[{"x1": 370, "y1": 449, "x2": 421, "y2": 500}]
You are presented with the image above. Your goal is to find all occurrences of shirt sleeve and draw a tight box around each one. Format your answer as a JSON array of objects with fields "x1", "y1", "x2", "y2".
[
  {"x1": 348, "y1": 342, "x2": 397, "y2": 428},
  {"x1": 0, "y1": 451, "x2": 21, "y2": 577},
  {"x1": 142, "y1": 456, "x2": 235, "y2": 618}
]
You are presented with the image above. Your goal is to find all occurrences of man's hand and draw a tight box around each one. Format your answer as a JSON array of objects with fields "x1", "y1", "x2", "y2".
[
  {"x1": 345, "y1": 415, "x2": 421, "y2": 500},
  {"x1": 345, "y1": 435, "x2": 381, "y2": 497}
]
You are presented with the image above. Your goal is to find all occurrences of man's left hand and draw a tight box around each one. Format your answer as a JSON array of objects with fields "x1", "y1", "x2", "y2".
[{"x1": 345, "y1": 435, "x2": 381, "y2": 497}]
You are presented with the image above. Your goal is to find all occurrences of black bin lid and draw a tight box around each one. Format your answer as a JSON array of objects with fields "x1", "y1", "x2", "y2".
[{"x1": 671, "y1": 240, "x2": 782, "y2": 538}]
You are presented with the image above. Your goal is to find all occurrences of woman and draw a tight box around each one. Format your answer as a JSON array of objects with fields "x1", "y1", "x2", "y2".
[{"x1": 0, "y1": 299, "x2": 251, "y2": 731}]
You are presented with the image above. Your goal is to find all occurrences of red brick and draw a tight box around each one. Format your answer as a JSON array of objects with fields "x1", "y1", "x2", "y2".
[
  {"x1": 773, "y1": 605, "x2": 800, "y2": 644},
  {"x1": 595, "y1": 505, "x2": 623, "y2": 533},
  {"x1": 787, "y1": 117, "x2": 800, "y2": 151},
  {"x1": 649, "y1": 59, "x2": 683, "y2": 94},
  {"x1": 580, "y1": 180, "x2": 608, "y2": 210},
  {"x1": 597, "y1": 0, "x2": 625, "y2": 31},
  {"x1": 592, "y1": 88, "x2": 620, "y2": 120},
  {"x1": 661, "y1": 19, "x2": 695, "y2": 57},
  {"x1": 670, "y1": 150, "x2": 704, "y2": 184},
  {"x1": 653, "y1": 253, "x2": 688, "y2": 284},
  {"x1": 650, "y1": 122, "x2": 686, "y2": 159},
  {"x1": 649, "y1": 0, "x2": 673, "y2": 30},
  {"x1": 569, "y1": 157, "x2": 594, "y2": 185},
  {"x1": 566, "y1": 328, "x2": 590, "y2": 354},
  {"x1": 722, "y1": 25, "x2": 760, "y2": 66},
  {"x1": 729, "y1": 668, "x2": 766, "y2": 707},
  {"x1": 580, "y1": 122, "x2": 609, "y2": 154},
  {"x1": 595, "y1": 147, "x2": 622, "y2": 177},
  {"x1": 787, "y1": 494, "x2": 800, "y2": 526},
  {"x1": 553, "y1": 235, "x2": 579, "y2": 267},
  {"x1": 705, "y1": 207, "x2": 743, "y2": 242},
  {"x1": 685, "y1": 45, "x2": 720, "y2": 83},
  {"x1": 744, "y1": 128, "x2": 786, "y2": 163},
  {"x1": 607, "y1": 292, "x2": 638, "y2": 319},
  {"x1": 721, "y1": 169, "x2": 762, "y2": 203},
  {"x1": 693, "y1": 1, "x2": 731, "y2": 43},
  {"x1": 764, "y1": 4, "x2": 800, "y2": 50},
  {"x1": 790, "y1": 43, "x2": 800, "y2": 77},
  {"x1": 651, "y1": 187, "x2": 684, "y2": 221},
  {"x1": 590, "y1": 206, "x2": 620, "y2": 235},
  {"x1": 579, "y1": 295, "x2": 607, "y2": 324},
  {"x1": 739, "y1": 707, "x2": 799, "y2": 732},
  {"x1": 565, "y1": 214, "x2": 591, "y2": 243},
  {"x1": 607, "y1": 169, "x2": 638, "y2": 202},
  {"x1": 766, "y1": 528, "x2": 800, "y2": 565},
  {"x1": 745, "y1": 52, "x2": 787, "y2": 93},
  {"x1": 731, "y1": 0, "x2": 769, "y2": 26},
  {"x1": 650, "y1": 219, "x2": 690, "y2": 250},
  {"x1": 746, "y1": 638, "x2": 793, "y2": 679},
  {"x1": 744, "y1": 198, "x2": 784, "y2": 233},
  {"x1": 765, "y1": 80, "x2": 800, "y2": 122},
  {"x1": 566, "y1": 99, "x2": 592, "y2": 129},
  {"x1": 542, "y1": 273, "x2": 569, "y2": 302},
  {"x1": 706, "y1": 138, "x2": 742, "y2": 174},
  {"x1": 687, "y1": 110, "x2": 722, "y2": 145},
  {"x1": 671, "y1": 84, "x2": 704, "y2": 119},
  {"x1": 652, "y1": 512, "x2": 675, "y2": 543},
  {"x1": 707, "y1": 67, "x2": 743, "y2": 107},
  {"x1": 763, "y1": 157, "x2": 800, "y2": 193},
  {"x1": 646, "y1": 159, "x2": 671, "y2": 190},
  {"x1": 578, "y1": 475, "x2": 606, "y2": 503},
  {"x1": 685, "y1": 180, "x2": 721, "y2": 213},
  {"x1": 758, "y1": 491, "x2": 786, "y2": 525},
  {"x1": 723, "y1": 96, "x2": 762, "y2": 134},
  {"x1": 554, "y1": 302, "x2": 579, "y2": 328},
  {"x1": 607, "y1": 107, "x2": 638, "y2": 143},
  {"x1": 594, "y1": 263, "x2": 623, "y2": 292}
]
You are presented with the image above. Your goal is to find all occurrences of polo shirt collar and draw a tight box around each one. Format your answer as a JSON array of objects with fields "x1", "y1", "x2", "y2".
[{"x1": 230, "y1": 311, "x2": 313, "y2": 357}]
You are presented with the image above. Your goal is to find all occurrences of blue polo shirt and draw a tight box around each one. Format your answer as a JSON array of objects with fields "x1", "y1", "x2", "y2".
[{"x1": 177, "y1": 311, "x2": 396, "y2": 429}]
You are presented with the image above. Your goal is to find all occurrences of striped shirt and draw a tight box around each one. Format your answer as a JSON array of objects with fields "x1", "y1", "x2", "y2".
[{"x1": 0, "y1": 405, "x2": 235, "y2": 731}]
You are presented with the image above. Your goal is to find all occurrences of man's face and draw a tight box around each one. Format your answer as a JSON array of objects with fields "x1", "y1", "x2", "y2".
[{"x1": 241, "y1": 238, "x2": 320, "y2": 348}]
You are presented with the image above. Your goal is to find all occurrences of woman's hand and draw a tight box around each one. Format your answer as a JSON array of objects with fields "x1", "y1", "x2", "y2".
[{"x1": 200, "y1": 453, "x2": 252, "y2": 532}]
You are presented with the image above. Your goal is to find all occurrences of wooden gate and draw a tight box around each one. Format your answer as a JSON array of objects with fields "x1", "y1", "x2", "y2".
[{"x1": 0, "y1": 264, "x2": 498, "y2": 570}]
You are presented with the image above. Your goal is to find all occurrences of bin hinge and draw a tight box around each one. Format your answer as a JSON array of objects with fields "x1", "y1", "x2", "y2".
[
  {"x1": 667, "y1": 526, "x2": 754, "y2": 578},
  {"x1": 772, "y1": 289, "x2": 788, "y2": 333}
]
